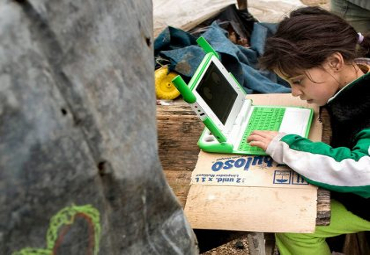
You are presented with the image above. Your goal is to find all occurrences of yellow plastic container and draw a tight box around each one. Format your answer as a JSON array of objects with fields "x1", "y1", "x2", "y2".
[{"x1": 155, "y1": 66, "x2": 180, "y2": 100}]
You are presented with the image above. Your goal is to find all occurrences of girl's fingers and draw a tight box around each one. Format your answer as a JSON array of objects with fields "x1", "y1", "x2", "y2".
[
  {"x1": 248, "y1": 140, "x2": 268, "y2": 151},
  {"x1": 247, "y1": 131, "x2": 278, "y2": 142},
  {"x1": 247, "y1": 131, "x2": 280, "y2": 151},
  {"x1": 250, "y1": 130, "x2": 278, "y2": 137}
]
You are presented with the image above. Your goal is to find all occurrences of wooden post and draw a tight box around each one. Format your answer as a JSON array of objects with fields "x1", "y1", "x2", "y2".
[
  {"x1": 237, "y1": 0, "x2": 248, "y2": 10},
  {"x1": 247, "y1": 232, "x2": 266, "y2": 255},
  {"x1": 343, "y1": 232, "x2": 370, "y2": 255}
]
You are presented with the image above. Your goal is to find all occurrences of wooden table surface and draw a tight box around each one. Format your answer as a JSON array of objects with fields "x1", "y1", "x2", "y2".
[{"x1": 157, "y1": 99, "x2": 331, "y2": 226}]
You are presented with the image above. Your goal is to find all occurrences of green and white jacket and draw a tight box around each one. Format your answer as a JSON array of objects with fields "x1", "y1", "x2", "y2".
[{"x1": 266, "y1": 60, "x2": 370, "y2": 221}]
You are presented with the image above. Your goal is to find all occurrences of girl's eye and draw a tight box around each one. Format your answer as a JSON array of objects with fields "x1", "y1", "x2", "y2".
[{"x1": 292, "y1": 79, "x2": 302, "y2": 85}]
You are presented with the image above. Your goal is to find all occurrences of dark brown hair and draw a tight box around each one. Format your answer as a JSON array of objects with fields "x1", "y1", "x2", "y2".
[{"x1": 259, "y1": 6, "x2": 370, "y2": 77}]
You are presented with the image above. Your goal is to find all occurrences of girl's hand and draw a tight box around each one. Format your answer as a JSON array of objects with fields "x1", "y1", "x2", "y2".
[{"x1": 247, "y1": 130, "x2": 280, "y2": 151}]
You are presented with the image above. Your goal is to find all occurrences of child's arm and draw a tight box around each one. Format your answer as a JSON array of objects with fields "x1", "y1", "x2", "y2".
[{"x1": 248, "y1": 128, "x2": 370, "y2": 198}]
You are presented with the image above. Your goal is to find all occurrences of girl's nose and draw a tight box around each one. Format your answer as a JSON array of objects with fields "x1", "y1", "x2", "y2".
[{"x1": 291, "y1": 85, "x2": 302, "y2": 97}]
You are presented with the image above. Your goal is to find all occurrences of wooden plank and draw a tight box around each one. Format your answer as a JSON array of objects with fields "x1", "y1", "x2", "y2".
[
  {"x1": 163, "y1": 171, "x2": 192, "y2": 207},
  {"x1": 157, "y1": 102, "x2": 203, "y2": 172},
  {"x1": 184, "y1": 185, "x2": 317, "y2": 233},
  {"x1": 316, "y1": 188, "x2": 331, "y2": 226}
]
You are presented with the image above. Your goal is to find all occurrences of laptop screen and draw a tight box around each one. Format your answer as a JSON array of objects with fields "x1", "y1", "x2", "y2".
[{"x1": 196, "y1": 62, "x2": 238, "y2": 124}]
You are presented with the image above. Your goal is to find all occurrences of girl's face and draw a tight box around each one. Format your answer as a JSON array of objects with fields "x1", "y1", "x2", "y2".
[{"x1": 275, "y1": 65, "x2": 344, "y2": 106}]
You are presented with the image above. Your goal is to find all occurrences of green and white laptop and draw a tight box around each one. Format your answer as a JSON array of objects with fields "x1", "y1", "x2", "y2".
[{"x1": 172, "y1": 37, "x2": 313, "y2": 155}]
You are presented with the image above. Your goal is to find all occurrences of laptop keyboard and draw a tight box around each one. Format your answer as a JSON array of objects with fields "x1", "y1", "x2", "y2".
[{"x1": 238, "y1": 107, "x2": 286, "y2": 153}]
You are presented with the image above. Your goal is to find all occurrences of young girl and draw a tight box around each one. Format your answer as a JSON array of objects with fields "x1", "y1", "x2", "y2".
[{"x1": 247, "y1": 6, "x2": 370, "y2": 255}]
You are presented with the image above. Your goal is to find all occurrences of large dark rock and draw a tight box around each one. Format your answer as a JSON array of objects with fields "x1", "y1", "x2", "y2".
[{"x1": 0, "y1": 0, "x2": 197, "y2": 254}]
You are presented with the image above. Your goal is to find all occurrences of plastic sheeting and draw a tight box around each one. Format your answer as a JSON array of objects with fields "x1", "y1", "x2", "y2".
[{"x1": 153, "y1": 0, "x2": 306, "y2": 37}]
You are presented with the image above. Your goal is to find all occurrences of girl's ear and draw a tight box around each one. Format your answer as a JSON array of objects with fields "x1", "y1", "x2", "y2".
[{"x1": 326, "y1": 52, "x2": 344, "y2": 72}]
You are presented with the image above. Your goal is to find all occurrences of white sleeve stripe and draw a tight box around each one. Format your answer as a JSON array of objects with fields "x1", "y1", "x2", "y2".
[{"x1": 267, "y1": 140, "x2": 370, "y2": 187}]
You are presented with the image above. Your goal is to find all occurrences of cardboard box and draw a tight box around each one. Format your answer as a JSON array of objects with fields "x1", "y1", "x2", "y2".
[{"x1": 184, "y1": 94, "x2": 323, "y2": 233}]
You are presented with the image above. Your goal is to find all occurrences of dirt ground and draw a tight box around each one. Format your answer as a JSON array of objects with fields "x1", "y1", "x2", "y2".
[{"x1": 202, "y1": 237, "x2": 251, "y2": 255}]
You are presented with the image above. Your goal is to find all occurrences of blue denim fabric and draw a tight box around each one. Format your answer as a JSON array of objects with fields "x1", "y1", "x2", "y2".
[{"x1": 154, "y1": 22, "x2": 290, "y2": 94}]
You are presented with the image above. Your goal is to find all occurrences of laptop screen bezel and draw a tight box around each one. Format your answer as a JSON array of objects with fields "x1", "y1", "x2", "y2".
[{"x1": 189, "y1": 54, "x2": 246, "y2": 134}]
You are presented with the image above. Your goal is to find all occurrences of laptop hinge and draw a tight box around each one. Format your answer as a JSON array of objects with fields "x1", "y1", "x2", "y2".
[
  {"x1": 234, "y1": 99, "x2": 252, "y2": 126},
  {"x1": 228, "y1": 99, "x2": 252, "y2": 144}
]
